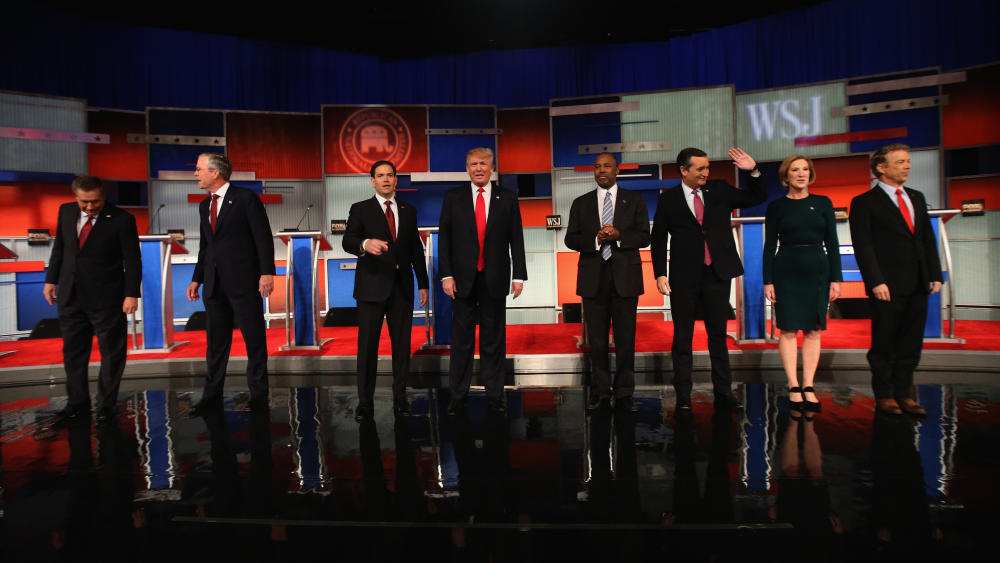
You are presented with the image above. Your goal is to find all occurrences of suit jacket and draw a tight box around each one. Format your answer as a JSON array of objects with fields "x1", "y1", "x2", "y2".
[
  {"x1": 849, "y1": 185, "x2": 942, "y2": 295},
  {"x1": 46, "y1": 202, "x2": 141, "y2": 309},
  {"x1": 564, "y1": 186, "x2": 650, "y2": 298},
  {"x1": 437, "y1": 183, "x2": 528, "y2": 299},
  {"x1": 650, "y1": 175, "x2": 766, "y2": 285},
  {"x1": 342, "y1": 196, "x2": 430, "y2": 302},
  {"x1": 192, "y1": 185, "x2": 276, "y2": 298}
]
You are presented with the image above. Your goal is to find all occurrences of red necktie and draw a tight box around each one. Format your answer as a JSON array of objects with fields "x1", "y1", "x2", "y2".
[
  {"x1": 210, "y1": 194, "x2": 219, "y2": 233},
  {"x1": 384, "y1": 200, "x2": 396, "y2": 242},
  {"x1": 896, "y1": 188, "x2": 914, "y2": 234},
  {"x1": 78, "y1": 216, "x2": 94, "y2": 249},
  {"x1": 475, "y1": 187, "x2": 486, "y2": 271},
  {"x1": 693, "y1": 189, "x2": 711, "y2": 265}
]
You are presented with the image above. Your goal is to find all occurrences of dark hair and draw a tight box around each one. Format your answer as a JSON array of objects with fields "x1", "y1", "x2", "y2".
[
  {"x1": 778, "y1": 154, "x2": 816, "y2": 187},
  {"x1": 199, "y1": 153, "x2": 232, "y2": 181},
  {"x1": 594, "y1": 152, "x2": 619, "y2": 166},
  {"x1": 71, "y1": 175, "x2": 104, "y2": 195},
  {"x1": 370, "y1": 160, "x2": 397, "y2": 177},
  {"x1": 676, "y1": 147, "x2": 707, "y2": 172},
  {"x1": 869, "y1": 143, "x2": 910, "y2": 179}
]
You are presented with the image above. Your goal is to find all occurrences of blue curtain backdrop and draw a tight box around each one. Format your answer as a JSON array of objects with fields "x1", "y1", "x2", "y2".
[{"x1": 2, "y1": 0, "x2": 996, "y2": 112}]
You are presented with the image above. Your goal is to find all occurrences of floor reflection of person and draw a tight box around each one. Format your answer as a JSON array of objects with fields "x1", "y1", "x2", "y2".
[
  {"x1": 771, "y1": 410, "x2": 845, "y2": 557},
  {"x1": 451, "y1": 410, "x2": 511, "y2": 558},
  {"x1": 871, "y1": 412, "x2": 940, "y2": 555},
  {"x1": 585, "y1": 409, "x2": 642, "y2": 560},
  {"x1": 763, "y1": 155, "x2": 842, "y2": 412}
]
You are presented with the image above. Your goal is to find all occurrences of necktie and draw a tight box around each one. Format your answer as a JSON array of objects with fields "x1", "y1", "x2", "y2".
[
  {"x1": 78, "y1": 216, "x2": 94, "y2": 249},
  {"x1": 601, "y1": 189, "x2": 613, "y2": 261},
  {"x1": 384, "y1": 200, "x2": 396, "y2": 242},
  {"x1": 895, "y1": 188, "x2": 914, "y2": 234},
  {"x1": 693, "y1": 189, "x2": 711, "y2": 266},
  {"x1": 210, "y1": 194, "x2": 219, "y2": 233},
  {"x1": 475, "y1": 187, "x2": 486, "y2": 271}
]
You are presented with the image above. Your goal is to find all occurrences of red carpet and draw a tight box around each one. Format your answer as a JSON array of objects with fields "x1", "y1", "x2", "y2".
[{"x1": 0, "y1": 320, "x2": 996, "y2": 369}]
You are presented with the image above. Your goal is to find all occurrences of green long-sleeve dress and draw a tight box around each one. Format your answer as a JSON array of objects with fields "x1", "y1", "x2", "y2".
[{"x1": 762, "y1": 194, "x2": 842, "y2": 331}]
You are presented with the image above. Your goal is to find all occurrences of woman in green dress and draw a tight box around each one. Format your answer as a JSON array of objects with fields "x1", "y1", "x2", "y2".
[{"x1": 763, "y1": 155, "x2": 842, "y2": 411}]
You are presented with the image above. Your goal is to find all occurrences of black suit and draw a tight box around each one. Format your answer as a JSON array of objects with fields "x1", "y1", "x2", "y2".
[
  {"x1": 46, "y1": 202, "x2": 140, "y2": 411},
  {"x1": 565, "y1": 186, "x2": 649, "y2": 399},
  {"x1": 342, "y1": 196, "x2": 429, "y2": 408},
  {"x1": 192, "y1": 184, "x2": 275, "y2": 401},
  {"x1": 849, "y1": 185, "x2": 941, "y2": 400},
  {"x1": 438, "y1": 183, "x2": 527, "y2": 401},
  {"x1": 650, "y1": 174, "x2": 766, "y2": 401}
]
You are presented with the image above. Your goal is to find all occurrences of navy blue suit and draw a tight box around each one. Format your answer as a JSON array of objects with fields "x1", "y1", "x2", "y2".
[{"x1": 192, "y1": 184, "x2": 275, "y2": 401}]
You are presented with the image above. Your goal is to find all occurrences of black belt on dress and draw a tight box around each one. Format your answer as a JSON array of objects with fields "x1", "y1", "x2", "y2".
[{"x1": 779, "y1": 242, "x2": 822, "y2": 247}]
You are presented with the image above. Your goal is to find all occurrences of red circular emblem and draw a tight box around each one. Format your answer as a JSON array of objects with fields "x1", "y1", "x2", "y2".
[{"x1": 338, "y1": 108, "x2": 412, "y2": 174}]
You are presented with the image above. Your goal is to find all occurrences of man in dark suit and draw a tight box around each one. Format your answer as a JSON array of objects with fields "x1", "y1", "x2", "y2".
[
  {"x1": 438, "y1": 147, "x2": 527, "y2": 414},
  {"x1": 43, "y1": 175, "x2": 141, "y2": 423},
  {"x1": 849, "y1": 144, "x2": 942, "y2": 416},
  {"x1": 343, "y1": 160, "x2": 430, "y2": 423},
  {"x1": 186, "y1": 153, "x2": 275, "y2": 415},
  {"x1": 650, "y1": 147, "x2": 765, "y2": 412},
  {"x1": 565, "y1": 152, "x2": 650, "y2": 413}
]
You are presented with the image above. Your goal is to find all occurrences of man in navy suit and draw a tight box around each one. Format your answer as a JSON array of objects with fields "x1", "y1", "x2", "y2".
[
  {"x1": 44, "y1": 175, "x2": 141, "y2": 423},
  {"x1": 850, "y1": 144, "x2": 942, "y2": 416},
  {"x1": 438, "y1": 147, "x2": 527, "y2": 415},
  {"x1": 343, "y1": 160, "x2": 429, "y2": 422},
  {"x1": 565, "y1": 153, "x2": 650, "y2": 413},
  {"x1": 650, "y1": 147, "x2": 765, "y2": 412},
  {"x1": 186, "y1": 153, "x2": 275, "y2": 415}
]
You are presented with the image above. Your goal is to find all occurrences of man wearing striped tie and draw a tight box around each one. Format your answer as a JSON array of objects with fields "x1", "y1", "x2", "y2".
[
  {"x1": 565, "y1": 153, "x2": 650, "y2": 413},
  {"x1": 849, "y1": 144, "x2": 943, "y2": 416},
  {"x1": 44, "y1": 175, "x2": 141, "y2": 423}
]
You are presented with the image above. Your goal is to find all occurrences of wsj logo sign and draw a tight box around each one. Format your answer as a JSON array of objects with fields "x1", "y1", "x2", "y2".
[{"x1": 745, "y1": 96, "x2": 824, "y2": 141}]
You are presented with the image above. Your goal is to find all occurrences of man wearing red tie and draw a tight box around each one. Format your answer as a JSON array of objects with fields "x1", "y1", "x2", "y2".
[
  {"x1": 438, "y1": 147, "x2": 528, "y2": 415},
  {"x1": 343, "y1": 160, "x2": 429, "y2": 422},
  {"x1": 44, "y1": 175, "x2": 141, "y2": 423},
  {"x1": 849, "y1": 144, "x2": 943, "y2": 416}
]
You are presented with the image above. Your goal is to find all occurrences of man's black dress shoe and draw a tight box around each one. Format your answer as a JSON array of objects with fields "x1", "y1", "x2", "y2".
[
  {"x1": 714, "y1": 395, "x2": 744, "y2": 411},
  {"x1": 447, "y1": 398, "x2": 466, "y2": 416},
  {"x1": 96, "y1": 406, "x2": 115, "y2": 424},
  {"x1": 615, "y1": 396, "x2": 639, "y2": 413},
  {"x1": 675, "y1": 398, "x2": 692, "y2": 414},
  {"x1": 57, "y1": 404, "x2": 89, "y2": 420},
  {"x1": 246, "y1": 395, "x2": 269, "y2": 414},
  {"x1": 394, "y1": 400, "x2": 412, "y2": 417},
  {"x1": 189, "y1": 397, "x2": 223, "y2": 418},
  {"x1": 355, "y1": 404, "x2": 373, "y2": 423},
  {"x1": 488, "y1": 397, "x2": 506, "y2": 414},
  {"x1": 587, "y1": 395, "x2": 610, "y2": 412}
]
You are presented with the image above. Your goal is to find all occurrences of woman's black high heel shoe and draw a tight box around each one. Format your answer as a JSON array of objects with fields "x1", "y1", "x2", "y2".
[
  {"x1": 789, "y1": 386, "x2": 806, "y2": 410},
  {"x1": 802, "y1": 386, "x2": 822, "y2": 412}
]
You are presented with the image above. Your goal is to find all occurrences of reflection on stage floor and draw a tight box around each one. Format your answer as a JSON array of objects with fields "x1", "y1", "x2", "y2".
[{"x1": 1, "y1": 379, "x2": 997, "y2": 561}]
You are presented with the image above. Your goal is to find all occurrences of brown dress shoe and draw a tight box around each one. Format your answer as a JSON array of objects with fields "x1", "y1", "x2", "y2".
[
  {"x1": 877, "y1": 398, "x2": 903, "y2": 415},
  {"x1": 898, "y1": 398, "x2": 927, "y2": 416}
]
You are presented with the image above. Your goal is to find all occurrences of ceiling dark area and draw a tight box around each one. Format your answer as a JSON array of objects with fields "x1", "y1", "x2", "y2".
[{"x1": 34, "y1": 0, "x2": 829, "y2": 58}]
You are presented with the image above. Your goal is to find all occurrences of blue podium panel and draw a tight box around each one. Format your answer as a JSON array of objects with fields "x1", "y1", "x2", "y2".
[
  {"x1": 293, "y1": 388, "x2": 323, "y2": 491},
  {"x1": 15, "y1": 271, "x2": 55, "y2": 331},
  {"x1": 291, "y1": 237, "x2": 315, "y2": 346},
  {"x1": 742, "y1": 222, "x2": 767, "y2": 339},
  {"x1": 431, "y1": 234, "x2": 452, "y2": 345},
  {"x1": 924, "y1": 217, "x2": 943, "y2": 338},
  {"x1": 171, "y1": 263, "x2": 205, "y2": 323},
  {"x1": 140, "y1": 239, "x2": 166, "y2": 348}
]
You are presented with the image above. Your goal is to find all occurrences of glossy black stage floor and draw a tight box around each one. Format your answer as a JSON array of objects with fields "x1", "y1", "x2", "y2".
[{"x1": 2, "y1": 377, "x2": 998, "y2": 562}]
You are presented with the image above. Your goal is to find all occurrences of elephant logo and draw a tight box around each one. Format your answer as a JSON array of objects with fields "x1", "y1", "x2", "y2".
[{"x1": 339, "y1": 108, "x2": 412, "y2": 174}]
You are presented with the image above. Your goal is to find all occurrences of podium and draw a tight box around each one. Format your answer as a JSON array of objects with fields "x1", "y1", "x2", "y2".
[
  {"x1": 131, "y1": 235, "x2": 189, "y2": 353},
  {"x1": 276, "y1": 231, "x2": 333, "y2": 350}
]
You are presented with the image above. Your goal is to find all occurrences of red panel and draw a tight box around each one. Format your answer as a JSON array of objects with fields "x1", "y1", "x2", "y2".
[
  {"x1": 0, "y1": 182, "x2": 74, "y2": 236},
  {"x1": 226, "y1": 113, "x2": 322, "y2": 179},
  {"x1": 497, "y1": 108, "x2": 551, "y2": 173},
  {"x1": 795, "y1": 127, "x2": 907, "y2": 147},
  {"x1": 943, "y1": 64, "x2": 1000, "y2": 148},
  {"x1": 88, "y1": 110, "x2": 147, "y2": 180},
  {"x1": 258, "y1": 194, "x2": 282, "y2": 204},
  {"x1": 323, "y1": 106, "x2": 428, "y2": 174},
  {"x1": 808, "y1": 155, "x2": 872, "y2": 210},
  {"x1": 130, "y1": 207, "x2": 150, "y2": 235},
  {"x1": 520, "y1": 390, "x2": 556, "y2": 416},
  {"x1": 187, "y1": 193, "x2": 206, "y2": 204},
  {"x1": 840, "y1": 281, "x2": 868, "y2": 298},
  {"x1": 948, "y1": 176, "x2": 1000, "y2": 210},
  {"x1": 0, "y1": 261, "x2": 44, "y2": 273},
  {"x1": 520, "y1": 198, "x2": 552, "y2": 227}
]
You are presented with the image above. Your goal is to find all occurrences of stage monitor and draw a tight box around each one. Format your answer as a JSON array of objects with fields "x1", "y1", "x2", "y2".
[
  {"x1": 621, "y1": 85, "x2": 735, "y2": 163},
  {"x1": 735, "y1": 82, "x2": 848, "y2": 162}
]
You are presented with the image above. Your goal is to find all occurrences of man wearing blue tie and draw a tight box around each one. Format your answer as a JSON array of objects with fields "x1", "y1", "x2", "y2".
[{"x1": 565, "y1": 153, "x2": 650, "y2": 412}]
